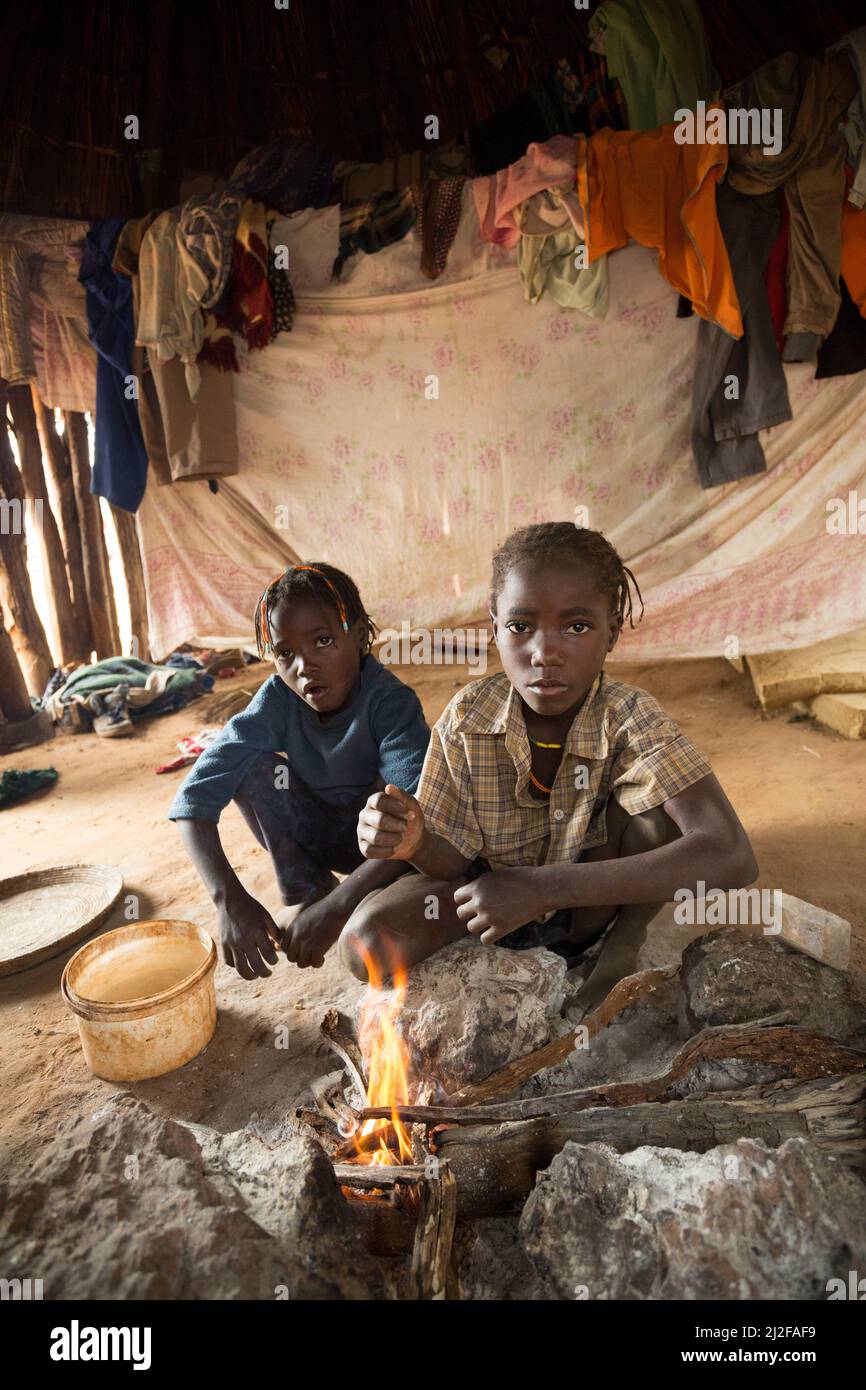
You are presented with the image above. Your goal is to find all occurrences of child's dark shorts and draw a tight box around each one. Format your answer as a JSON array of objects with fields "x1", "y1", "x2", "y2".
[{"x1": 464, "y1": 855, "x2": 617, "y2": 969}]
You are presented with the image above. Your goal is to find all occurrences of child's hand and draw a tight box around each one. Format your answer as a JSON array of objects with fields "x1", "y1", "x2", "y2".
[
  {"x1": 453, "y1": 867, "x2": 543, "y2": 944},
  {"x1": 282, "y1": 897, "x2": 345, "y2": 970},
  {"x1": 217, "y1": 887, "x2": 281, "y2": 979},
  {"x1": 357, "y1": 784, "x2": 425, "y2": 861}
]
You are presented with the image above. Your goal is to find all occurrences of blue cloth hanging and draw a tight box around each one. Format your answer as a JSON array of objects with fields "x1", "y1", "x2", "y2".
[{"x1": 79, "y1": 217, "x2": 149, "y2": 512}]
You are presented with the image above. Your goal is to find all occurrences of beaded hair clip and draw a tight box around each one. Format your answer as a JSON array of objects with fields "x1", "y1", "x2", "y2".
[{"x1": 257, "y1": 564, "x2": 349, "y2": 657}]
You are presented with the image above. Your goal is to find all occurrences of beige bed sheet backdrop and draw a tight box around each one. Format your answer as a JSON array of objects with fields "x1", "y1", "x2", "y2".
[{"x1": 136, "y1": 187, "x2": 866, "y2": 661}]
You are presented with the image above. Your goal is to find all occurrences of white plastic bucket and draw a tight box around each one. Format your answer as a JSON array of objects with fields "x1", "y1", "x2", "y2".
[{"x1": 61, "y1": 919, "x2": 217, "y2": 1081}]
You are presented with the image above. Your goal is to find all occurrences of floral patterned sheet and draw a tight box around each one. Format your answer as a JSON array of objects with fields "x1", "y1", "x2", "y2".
[{"x1": 138, "y1": 189, "x2": 866, "y2": 661}]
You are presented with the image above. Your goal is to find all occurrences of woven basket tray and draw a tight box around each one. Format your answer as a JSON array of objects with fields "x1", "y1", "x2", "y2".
[{"x1": 0, "y1": 864, "x2": 124, "y2": 977}]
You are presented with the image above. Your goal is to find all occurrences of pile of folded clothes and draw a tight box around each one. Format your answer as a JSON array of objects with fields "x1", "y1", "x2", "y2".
[{"x1": 43, "y1": 657, "x2": 214, "y2": 738}]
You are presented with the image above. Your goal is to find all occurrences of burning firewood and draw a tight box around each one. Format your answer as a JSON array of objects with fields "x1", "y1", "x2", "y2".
[
  {"x1": 410, "y1": 1165, "x2": 458, "y2": 1300},
  {"x1": 300, "y1": 952, "x2": 866, "y2": 1268},
  {"x1": 333, "y1": 1163, "x2": 432, "y2": 1189},
  {"x1": 357, "y1": 1014, "x2": 866, "y2": 1124},
  {"x1": 308, "y1": 950, "x2": 464, "y2": 1292},
  {"x1": 320, "y1": 1008, "x2": 369, "y2": 1103},
  {"x1": 434, "y1": 1071, "x2": 866, "y2": 1216}
]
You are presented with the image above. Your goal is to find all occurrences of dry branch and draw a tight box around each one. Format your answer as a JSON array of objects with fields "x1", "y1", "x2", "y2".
[
  {"x1": 410, "y1": 1165, "x2": 458, "y2": 1300},
  {"x1": 310, "y1": 1070, "x2": 358, "y2": 1137},
  {"x1": 434, "y1": 1071, "x2": 866, "y2": 1216},
  {"x1": 359, "y1": 1017, "x2": 865, "y2": 1125},
  {"x1": 292, "y1": 1108, "x2": 343, "y2": 1158},
  {"x1": 320, "y1": 1007, "x2": 368, "y2": 1101},
  {"x1": 333, "y1": 1162, "x2": 430, "y2": 1189}
]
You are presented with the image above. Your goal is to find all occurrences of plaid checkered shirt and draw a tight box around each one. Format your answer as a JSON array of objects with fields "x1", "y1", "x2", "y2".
[{"x1": 415, "y1": 671, "x2": 713, "y2": 868}]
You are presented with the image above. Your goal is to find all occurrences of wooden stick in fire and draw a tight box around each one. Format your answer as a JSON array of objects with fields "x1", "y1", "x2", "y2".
[
  {"x1": 357, "y1": 1015, "x2": 866, "y2": 1125},
  {"x1": 410, "y1": 1165, "x2": 458, "y2": 1301},
  {"x1": 320, "y1": 1008, "x2": 369, "y2": 1101},
  {"x1": 328, "y1": 966, "x2": 680, "y2": 1156}
]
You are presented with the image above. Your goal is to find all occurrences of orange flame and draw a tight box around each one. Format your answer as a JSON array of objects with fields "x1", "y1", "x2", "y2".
[{"x1": 352, "y1": 943, "x2": 414, "y2": 1165}]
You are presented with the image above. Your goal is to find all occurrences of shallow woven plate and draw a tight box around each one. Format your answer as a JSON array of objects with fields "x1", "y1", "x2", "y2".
[{"x1": 0, "y1": 864, "x2": 124, "y2": 977}]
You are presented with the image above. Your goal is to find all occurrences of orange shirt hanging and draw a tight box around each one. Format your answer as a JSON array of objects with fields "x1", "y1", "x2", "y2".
[
  {"x1": 575, "y1": 115, "x2": 744, "y2": 339},
  {"x1": 840, "y1": 188, "x2": 866, "y2": 318}
]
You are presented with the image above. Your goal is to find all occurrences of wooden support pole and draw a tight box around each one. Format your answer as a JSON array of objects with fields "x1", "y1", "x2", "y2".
[
  {"x1": 0, "y1": 383, "x2": 54, "y2": 695},
  {"x1": 31, "y1": 389, "x2": 92, "y2": 647},
  {"x1": 62, "y1": 410, "x2": 121, "y2": 659},
  {"x1": 95, "y1": 503, "x2": 121, "y2": 657},
  {"x1": 109, "y1": 504, "x2": 150, "y2": 661},
  {"x1": 0, "y1": 613, "x2": 35, "y2": 723},
  {"x1": 7, "y1": 385, "x2": 82, "y2": 666}
]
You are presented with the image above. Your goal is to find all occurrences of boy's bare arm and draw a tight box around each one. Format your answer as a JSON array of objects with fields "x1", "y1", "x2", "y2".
[
  {"x1": 541, "y1": 774, "x2": 757, "y2": 912},
  {"x1": 453, "y1": 775, "x2": 757, "y2": 942},
  {"x1": 177, "y1": 818, "x2": 280, "y2": 979}
]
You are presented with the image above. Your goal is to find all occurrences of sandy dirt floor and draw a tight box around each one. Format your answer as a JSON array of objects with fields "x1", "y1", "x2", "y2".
[{"x1": 1, "y1": 654, "x2": 864, "y2": 1179}]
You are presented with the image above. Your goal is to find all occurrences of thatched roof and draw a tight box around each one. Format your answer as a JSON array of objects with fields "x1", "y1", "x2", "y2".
[{"x1": 2, "y1": 0, "x2": 863, "y2": 221}]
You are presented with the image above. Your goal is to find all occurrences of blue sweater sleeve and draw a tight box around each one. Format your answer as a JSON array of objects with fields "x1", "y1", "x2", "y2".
[
  {"x1": 168, "y1": 677, "x2": 286, "y2": 822},
  {"x1": 372, "y1": 684, "x2": 430, "y2": 795}
]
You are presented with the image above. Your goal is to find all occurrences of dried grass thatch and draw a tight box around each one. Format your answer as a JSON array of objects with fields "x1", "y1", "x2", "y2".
[{"x1": 2, "y1": 0, "x2": 863, "y2": 221}]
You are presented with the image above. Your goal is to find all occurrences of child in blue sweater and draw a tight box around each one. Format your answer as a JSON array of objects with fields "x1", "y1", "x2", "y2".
[{"x1": 170, "y1": 563, "x2": 429, "y2": 979}]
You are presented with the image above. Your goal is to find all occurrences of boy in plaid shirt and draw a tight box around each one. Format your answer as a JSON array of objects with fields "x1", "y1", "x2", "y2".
[{"x1": 345, "y1": 522, "x2": 757, "y2": 1016}]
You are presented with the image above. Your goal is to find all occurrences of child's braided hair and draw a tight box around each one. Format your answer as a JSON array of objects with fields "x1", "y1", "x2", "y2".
[
  {"x1": 254, "y1": 562, "x2": 377, "y2": 658},
  {"x1": 490, "y1": 522, "x2": 644, "y2": 629}
]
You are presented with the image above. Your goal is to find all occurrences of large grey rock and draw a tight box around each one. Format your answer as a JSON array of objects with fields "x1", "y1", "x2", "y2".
[
  {"x1": 632, "y1": 894, "x2": 853, "y2": 974},
  {"x1": 193, "y1": 1123, "x2": 387, "y2": 1297},
  {"x1": 528, "y1": 971, "x2": 684, "y2": 1096},
  {"x1": 357, "y1": 938, "x2": 567, "y2": 1099},
  {"x1": 0, "y1": 1094, "x2": 384, "y2": 1299},
  {"x1": 453, "y1": 1216, "x2": 556, "y2": 1300},
  {"x1": 680, "y1": 928, "x2": 866, "y2": 1046},
  {"x1": 528, "y1": 971, "x2": 792, "y2": 1100},
  {"x1": 520, "y1": 1137, "x2": 866, "y2": 1301}
]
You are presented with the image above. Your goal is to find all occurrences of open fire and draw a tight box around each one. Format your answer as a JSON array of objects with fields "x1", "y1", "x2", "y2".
[{"x1": 350, "y1": 943, "x2": 414, "y2": 1165}]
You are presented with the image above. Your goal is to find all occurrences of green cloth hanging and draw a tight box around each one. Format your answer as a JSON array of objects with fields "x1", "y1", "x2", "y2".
[{"x1": 590, "y1": 0, "x2": 720, "y2": 131}]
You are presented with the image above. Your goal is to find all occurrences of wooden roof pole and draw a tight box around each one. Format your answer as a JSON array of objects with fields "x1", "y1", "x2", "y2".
[
  {"x1": 31, "y1": 389, "x2": 94, "y2": 653},
  {"x1": 109, "y1": 503, "x2": 151, "y2": 663},
  {"x1": 0, "y1": 381, "x2": 54, "y2": 696},
  {"x1": 63, "y1": 410, "x2": 121, "y2": 660},
  {"x1": 7, "y1": 384, "x2": 83, "y2": 666},
  {"x1": 0, "y1": 612, "x2": 34, "y2": 724}
]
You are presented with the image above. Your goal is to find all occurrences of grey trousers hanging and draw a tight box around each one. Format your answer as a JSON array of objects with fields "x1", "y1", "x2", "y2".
[{"x1": 691, "y1": 182, "x2": 792, "y2": 488}]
